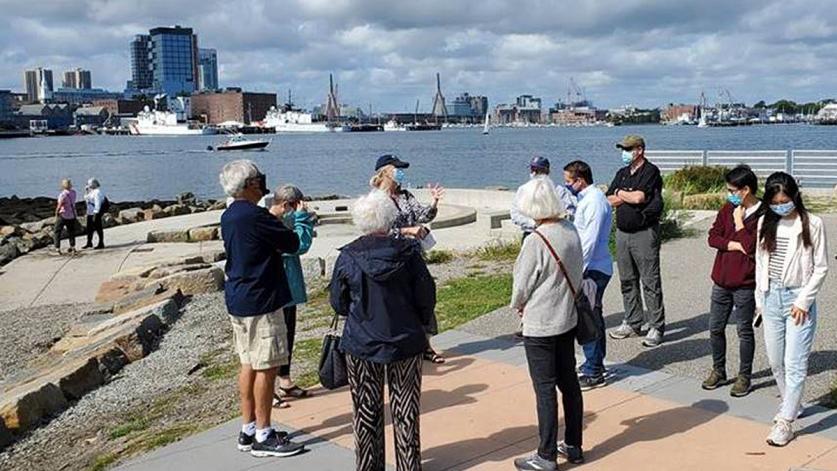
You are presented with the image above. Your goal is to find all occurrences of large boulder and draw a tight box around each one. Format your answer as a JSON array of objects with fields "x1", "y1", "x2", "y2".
[
  {"x1": 143, "y1": 205, "x2": 165, "y2": 221},
  {"x1": 146, "y1": 229, "x2": 190, "y2": 243},
  {"x1": 101, "y1": 213, "x2": 118, "y2": 229},
  {"x1": 0, "y1": 243, "x2": 20, "y2": 265},
  {"x1": 57, "y1": 358, "x2": 104, "y2": 401},
  {"x1": 118, "y1": 208, "x2": 144, "y2": 225},
  {"x1": 176, "y1": 192, "x2": 196, "y2": 206},
  {"x1": 0, "y1": 225, "x2": 20, "y2": 238},
  {"x1": 112, "y1": 283, "x2": 183, "y2": 315},
  {"x1": 95, "y1": 276, "x2": 144, "y2": 304},
  {"x1": 0, "y1": 382, "x2": 68, "y2": 435},
  {"x1": 19, "y1": 220, "x2": 47, "y2": 233},
  {"x1": 163, "y1": 204, "x2": 191, "y2": 217},
  {"x1": 154, "y1": 266, "x2": 224, "y2": 295},
  {"x1": 0, "y1": 419, "x2": 12, "y2": 450},
  {"x1": 188, "y1": 226, "x2": 218, "y2": 242}
]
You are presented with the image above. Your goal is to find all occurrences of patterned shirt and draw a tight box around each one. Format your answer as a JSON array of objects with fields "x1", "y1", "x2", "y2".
[
  {"x1": 389, "y1": 189, "x2": 438, "y2": 238},
  {"x1": 768, "y1": 218, "x2": 795, "y2": 281}
]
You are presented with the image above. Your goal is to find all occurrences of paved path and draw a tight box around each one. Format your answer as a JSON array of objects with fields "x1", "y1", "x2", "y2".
[{"x1": 117, "y1": 328, "x2": 837, "y2": 471}]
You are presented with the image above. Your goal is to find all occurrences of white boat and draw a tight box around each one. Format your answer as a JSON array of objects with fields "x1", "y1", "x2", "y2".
[
  {"x1": 384, "y1": 119, "x2": 406, "y2": 131},
  {"x1": 482, "y1": 110, "x2": 490, "y2": 135},
  {"x1": 129, "y1": 107, "x2": 216, "y2": 136},
  {"x1": 264, "y1": 106, "x2": 342, "y2": 133},
  {"x1": 210, "y1": 135, "x2": 270, "y2": 151}
]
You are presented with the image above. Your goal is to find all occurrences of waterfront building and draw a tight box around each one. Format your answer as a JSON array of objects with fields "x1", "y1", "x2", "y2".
[
  {"x1": 0, "y1": 90, "x2": 12, "y2": 121},
  {"x1": 198, "y1": 48, "x2": 218, "y2": 91},
  {"x1": 494, "y1": 95, "x2": 543, "y2": 124},
  {"x1": 449, "y1": 93, "x2": 488, "y2": 122},
  {"x1": 23, "y1": 68, "x2": 53, "y2": 103},
  {"x1": 149, "y1": 26, "x2": 199, "y2": 97},
  {"x1": 62, "y1": 68, "x2": 92, "y2": 89},
  {"x1": 51, "y1": 88, "x2": 123, "y2": 105},
  {"x1": 74, "y1": 106, "x2": 110, "y2": 128},
  {"x1": 13, "y1": 103, "x2": 72, "y2": 130},
  {"x1": 128, "y1": 34, "x2": 153, "y2": 92},
  {"x1": 549, "y1": 101, "x2": 607, "y2": 125},
  {"x1": 190, "y1": 88, "x2": 276, "y2": 125},
  {"x1": 91, "y1": 99, "x2": 148, "y2": 117},
  {"x1": 662, "y1": 104, "x2": 699, "y2": 124}
]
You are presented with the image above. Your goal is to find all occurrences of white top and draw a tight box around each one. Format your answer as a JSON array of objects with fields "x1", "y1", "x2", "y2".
[{"x1": 85, "y1": 188, "x2": 106, "y2": 215}]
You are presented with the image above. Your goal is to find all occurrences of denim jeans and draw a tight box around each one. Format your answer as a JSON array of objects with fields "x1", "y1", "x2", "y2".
[
  {"x1": 580, "y1": 270, "x2": 611, "y2": 377},
  {"x1": 523, "y1": 330, "x2": 583, "y2": 461},
  {"x1": 709, "y1": 284, "x2": 755, "y2": 378},
  {"x1": 763, "y1": 280, "x2": 818, "y2": 422}
]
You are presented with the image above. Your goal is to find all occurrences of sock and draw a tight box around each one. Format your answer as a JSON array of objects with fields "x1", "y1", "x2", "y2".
[
  {"x1": 242, "y1": 421, "x2": 256, "y2": 436},
  {"x1": 256, "y1": 427, "x2": 272, "y2": 443}
]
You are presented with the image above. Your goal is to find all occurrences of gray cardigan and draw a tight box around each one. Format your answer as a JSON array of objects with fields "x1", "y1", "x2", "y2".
[{"x1": 511, "y1": 220, "x2": 584, "y2": 337}]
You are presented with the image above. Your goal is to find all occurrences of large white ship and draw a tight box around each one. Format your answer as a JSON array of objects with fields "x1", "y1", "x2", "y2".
[
  {"x1": 129, "y1": 96, "x2": 216, "y2": 136},
  {"x1": 264, "y1": 106, "x2": 343, "y2": 133}
]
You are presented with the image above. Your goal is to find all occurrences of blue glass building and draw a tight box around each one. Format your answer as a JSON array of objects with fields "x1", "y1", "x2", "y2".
[
  {"x1": 198, "y1": 48, "x2": 219, "y2": 91},
  {"x1": 149, "y1": 26, "x2": 199, "y2": 97}
]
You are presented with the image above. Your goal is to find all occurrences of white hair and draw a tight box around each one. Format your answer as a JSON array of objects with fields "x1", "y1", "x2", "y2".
[
  {"x1": 87, "y1": 178, "x2": 100, "y2": 189},
  {"x1": 352, "y1": 189, "x2": 397, "y2": 235},
  {"x1": 518, "y1": 177, "x2": 565, "y2": 220},
  {"x1": 220, "y1": 159, "x2": 260, "y2": 198}
]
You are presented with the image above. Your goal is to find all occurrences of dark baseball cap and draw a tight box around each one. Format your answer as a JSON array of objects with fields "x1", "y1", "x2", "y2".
[
  {"x1": 529, "y1": 156, "x2": 550, "y2": 171},
  {"x1": 375, "y1": 154, "x2": 410, "y2": 171},
  {"x1": 616, "y1": 135, "x2": 646, "y2": 150}
]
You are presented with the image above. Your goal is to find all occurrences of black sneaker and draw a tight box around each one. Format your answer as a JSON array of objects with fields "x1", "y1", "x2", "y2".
[
  {"x1": 250, "y1": 429, "x2": 304, "y2": 458},
  {"x1": 557, "y1": 441, "x2": 585, "y2": 464},
  {"x1": 238, "y1": 430, "x2": 288, "y2": 452},
  {"x1": 578, "y1": 374, "x2": 606, "y2": 391}
]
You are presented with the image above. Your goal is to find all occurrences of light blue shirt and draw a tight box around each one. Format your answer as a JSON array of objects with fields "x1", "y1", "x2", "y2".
[
  {"x1": 573, "y1": 185, "x2": 613, "y2": 276},
  {"x1": 511, "y1": 174, "x2": 577, "y2": 232}
]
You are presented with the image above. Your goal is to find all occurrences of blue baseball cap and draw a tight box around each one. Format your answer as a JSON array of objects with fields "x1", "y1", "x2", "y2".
[
  {"x1": 375, "y1": 154, "x2": 410, "y2": 171},
  {"x1": 529, "y1": 156, "x2": 550, "y2": 171}
]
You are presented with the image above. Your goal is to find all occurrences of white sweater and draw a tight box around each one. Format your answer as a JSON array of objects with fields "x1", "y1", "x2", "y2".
[{"x1": 755, "y1": 213, "x2": 829, "y2": 312}]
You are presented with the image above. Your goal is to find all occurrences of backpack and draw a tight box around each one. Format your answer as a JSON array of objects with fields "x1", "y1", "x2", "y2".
[{"x1": 101, "y1": 197, "x2": 111, "y2": 213}]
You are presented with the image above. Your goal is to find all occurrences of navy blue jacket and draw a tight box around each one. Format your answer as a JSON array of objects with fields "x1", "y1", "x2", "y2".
[
  {"x1": 222, "y1": 200, "x2": 300, "y2": 316},
  {"x1": 329, "y1": 235, "x2": 436, "y2": 363}
]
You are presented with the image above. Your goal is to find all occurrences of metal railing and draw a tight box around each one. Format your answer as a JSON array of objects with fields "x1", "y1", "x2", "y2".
[{"x1": 647, "y1": 150, "x2": 837, "y2": 187}]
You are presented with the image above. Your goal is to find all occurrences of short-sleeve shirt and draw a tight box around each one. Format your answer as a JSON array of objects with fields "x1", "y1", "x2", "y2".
[
  {"x1": 57, "y1": 189, "x2": 77, "y2": 220},
  {"x1": 606, "y1": 160, "x2": 664, "y2": 232}
]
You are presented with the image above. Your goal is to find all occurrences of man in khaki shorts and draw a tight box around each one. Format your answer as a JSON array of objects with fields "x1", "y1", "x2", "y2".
[{"x1": 219, "y1": 160, "x2": 305, "y2": 458}]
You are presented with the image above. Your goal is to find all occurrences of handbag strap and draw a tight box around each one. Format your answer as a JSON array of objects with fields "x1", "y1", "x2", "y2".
[
  {"x1": 532, "y1": 229, "x2": 578, "y2": 298},
  {"x1": 329, "y1": 312, "x2": 340, "y2": 332}
]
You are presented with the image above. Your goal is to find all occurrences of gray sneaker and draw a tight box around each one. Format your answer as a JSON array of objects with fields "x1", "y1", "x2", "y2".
[
  {"x1": 766, "y1": 419, "x2": 794, "y2": 447},
  {"x1": 514, "y1": 453, "x2": 557, "y2": 471},
  {"x1": 609, "y1": 323, "x2": 641, "y2": 340},
  {"x1": 642, "y1": 328, "x2": 663, "y2": 347}
]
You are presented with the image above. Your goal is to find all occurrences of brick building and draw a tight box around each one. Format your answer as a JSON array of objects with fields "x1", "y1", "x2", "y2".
[{"x1": 190, "y1": 89, "x2": 276, "y2": 125}]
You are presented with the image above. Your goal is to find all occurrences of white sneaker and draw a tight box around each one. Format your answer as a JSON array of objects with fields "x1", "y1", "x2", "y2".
[
  {"x1": 642, "y1": 328, "x2": 663, "y2": 347},
  {"x1": 767, "y1": 419, "x2": 794, "y2": 447}
]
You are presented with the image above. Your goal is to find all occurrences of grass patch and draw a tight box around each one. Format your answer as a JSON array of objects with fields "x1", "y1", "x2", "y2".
[
  {"x1": 290, "y1": 338, "x2": 324, "y2": 388},
  {"x1": 472, "y1": 241, "x2": 521, "y2": 262},
  {"x1": 806, "y1": 196, "x2": 837, "y2": 214},
  {"x1": 88, "y1": 453, "x2": 119, "y2": 471},
  {"x1": 663, "y1": 166, "x2": 728, "y2": 195},
  {"x1": 424, "y1": 249, "x2": 455, "y2": 264},
  {"x1": 109, "y1": 418, "x2": 150, "y2": 440},
  {"x1": 435, "y1": 274, "x2": 513, "y2": 332}
]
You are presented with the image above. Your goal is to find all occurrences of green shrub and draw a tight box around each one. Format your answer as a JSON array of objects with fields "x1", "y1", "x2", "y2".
[
  {"x1": 424, "y1": 249, "x2": 455, "y2": 264},
  {"x1": 473, "y1": 240, "x2": 521, "y2": 262},
  {"x1": 681, "y1": 193, "x2": 726, "y2": 210},
  {"x1": 664, "y1": 166, "x2": 728, "y2": 195}
]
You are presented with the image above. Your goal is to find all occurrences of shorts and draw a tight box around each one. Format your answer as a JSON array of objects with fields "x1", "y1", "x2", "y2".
[{"x1": 229, "y1": 309, "x2": 289, "y2": 371}]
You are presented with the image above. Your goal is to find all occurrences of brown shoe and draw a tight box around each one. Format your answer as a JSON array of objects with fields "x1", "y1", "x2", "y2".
[
  {"x1": 701, "y1": 370, "x2": 727, "y2": 390},
  {"x1": 730, "y1": 375, "x2": 752, "y2": 397}
]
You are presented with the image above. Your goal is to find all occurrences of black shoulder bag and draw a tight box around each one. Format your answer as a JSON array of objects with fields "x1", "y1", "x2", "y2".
[{"x1": 318, "y1": 313, "x2": 348, "y2": 390}]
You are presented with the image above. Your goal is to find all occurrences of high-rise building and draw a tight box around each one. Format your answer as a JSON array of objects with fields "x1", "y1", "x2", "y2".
[
  {"x1": 129, "y1": 34, "x2": 153, "y2": 91},
  {"x1": 62, "y1": 68, "x2": 92, "y2": 89},
  {"x1": 149, "y1": 26, "x2": 199, "y2": 97},
  {"x1": 198, "y1": 48, "x2": 218, "y2": 91},
  {"x1": 23, "y1": 68, "x2": 53, "y2": 103}
]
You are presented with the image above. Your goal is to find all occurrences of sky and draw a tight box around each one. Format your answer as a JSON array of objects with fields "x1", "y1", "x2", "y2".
[{"x1": 1, "y1": 0, "x2": 836, "y2": 112}]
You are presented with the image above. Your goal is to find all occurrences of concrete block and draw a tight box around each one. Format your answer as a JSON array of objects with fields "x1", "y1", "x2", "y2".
[
  {"x1": 155, "y1": 266, "x2": 224, "y2": 295},
  {"x1": 146, "y1": 229, "x2": 190, "y2": 243},
  {"x1": 188, "y1": 226, "x2": 219, "y2": 242}
]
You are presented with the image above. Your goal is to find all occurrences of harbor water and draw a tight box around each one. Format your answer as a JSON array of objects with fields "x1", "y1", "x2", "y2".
[{"x1": 2, "y1": 125, "x2": 837, "y2": 201}]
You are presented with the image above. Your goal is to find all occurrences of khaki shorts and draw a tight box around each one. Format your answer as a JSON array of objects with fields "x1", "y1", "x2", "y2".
[{"x1": 229, "y1": 310, "x2": 288, "y2": 371}]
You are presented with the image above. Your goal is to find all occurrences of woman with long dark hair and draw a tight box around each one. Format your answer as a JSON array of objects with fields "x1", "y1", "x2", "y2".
[{"x1": 755, "y1": 172, "x2": 829, "y2": 447}]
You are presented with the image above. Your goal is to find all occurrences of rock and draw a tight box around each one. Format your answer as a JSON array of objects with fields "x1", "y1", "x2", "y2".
[
  {"x1": 0, "y1": 382, "x2": 68, "y2": 434},
  {"x1": 19, "y1": 220, "x2": 47, "y2": 233},
  {"x1": 0, "y1": 226, "x2": 20, "y2": 238},
  {"x1": 143, "y1": 205, "x2": 165, "y2": 221},
  {"x1": 0, "y1": 419, "x2": 12, "y2": 450},
  {"x1": 190, "y1": 206, "x2": 206, "y2": 214},
  {"x1": 146, "y1": 263, "x2": 210, "y2": 280},
  {"x1": 208, "y1": 200, "x2": 227, "y2": 211},
  {"x1": 118, "y1": 208, "x2": 144, "y2": 225},
  {"x1": 101, "y1": 213, "x2": 118, "y2": 228},
  {"x1": 146, "y1": 229, "x2": 190, "y2": 243},
  {"x1": 12, "y1": 237, "x2": 35, "y2": 255},
  {"x1": 113, "y1": 312, "x2": 166, "y2": 361},
  {"x1": 57, "y1": 358, "x2": 104, "y2": 401},
  {"x1": 188, "y1": 226, "x2": 218, "y2": 242},
  {"x1": 0, "y1": 243, "x2": 20, "y2": 265},
  {"x1": 112, "y1": 285, "x2": 183, "y2": 315},
  {"x1": 95, "y1": 347, "x2": 129, "y2": 379},
  {"x1": 95, "y1": 276, "x2": 144, "y2": 304},
  {"x1": 155, "y1": 266, "x2": 224, "y2": 295},
  {"x1": 176, "y1": 192, "x2": 196, "y2": 205},
  {"x1": 163, "y1": 204, "x2": 191, "y2": 217},
  {"x1": 204, "y1": 249, "x2": 227, "y2": 263}
]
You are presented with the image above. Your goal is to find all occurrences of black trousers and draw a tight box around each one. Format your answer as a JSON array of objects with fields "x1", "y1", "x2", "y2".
[
  {"x1": 86, "y1": 213, "x2": 104, "y2": 247},
  {"x1": 278, "y1": 305, "x2": 297, "y2": 377},
  {"x1": 346, "y1": 353, "x2": 423, "y2": 471},
  {"x1": 53, "y1": 217, "x2": 76, "y2": 249},
  {"x1": 709, "y1": 284, "x2": 756, "y2": 378},
  {"x1": 524, "y1": 330, "x2": 584, "y2": 461}
]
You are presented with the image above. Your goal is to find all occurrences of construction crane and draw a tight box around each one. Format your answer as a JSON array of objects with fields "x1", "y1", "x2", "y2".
[{"x1": 567, "y1": 77, "x2": 589, "y2": 108}]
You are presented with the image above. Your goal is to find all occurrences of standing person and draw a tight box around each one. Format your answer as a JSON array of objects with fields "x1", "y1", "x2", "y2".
[
  {"x1": 563, "y1": 160, "x2": 613, "y2": 391},
  {"x1": 270, "y1": 185, "x2": 315, "y2": 404},
  {"x1": 83, "y1": 178, "x2": 107, "y2": 249},
  {"x1": 756, "y1": 172, "x2": 828, "y2": 447},
  {"x1": 330, "y1": 189, "x2": 436, "y2": 471},
  {"x1": 219, "y1": 160, "x2": 305, "y2": 458},
  {"x1": 53, "y1": 178, "x2": 78, "y2": 254},
  {"x1": 703, "y1": 166, "x2": 763, "y2": 397},
  {"x1": 511, "y1": 156, "x2": 577, "y2": 239},
  {"x1": 511, "y1": 177, "x2": 585, "y2": 470},
  {"x1": 369, "y1": 154, "x2": 446, "y2": 364},
  {"x1": 606, "y1": 135, "x2": 666, "y2": 348}
]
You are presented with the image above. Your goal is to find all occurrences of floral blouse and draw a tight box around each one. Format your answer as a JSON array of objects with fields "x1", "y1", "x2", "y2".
[{"x1": 389, "y1": 189, "x2": 438, "y2": 237}]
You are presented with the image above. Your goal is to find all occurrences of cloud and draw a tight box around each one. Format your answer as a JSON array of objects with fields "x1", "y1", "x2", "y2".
[{"x1": 1, "y1": 0, "x2": 836, "y2": 109}]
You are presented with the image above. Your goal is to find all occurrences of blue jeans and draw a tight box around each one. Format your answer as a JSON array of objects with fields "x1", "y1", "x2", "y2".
[
  {"x1": 580, "y1": 270, "x2": 612, "y2": 377},
  {"x1": 763, "y1": 280, "x2": 818, "y2": 422}
]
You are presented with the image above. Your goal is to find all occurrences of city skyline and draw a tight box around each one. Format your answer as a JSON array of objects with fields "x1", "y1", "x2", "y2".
[{"x1": 2, "y1": 1, "x2": 837, "y2": 111}]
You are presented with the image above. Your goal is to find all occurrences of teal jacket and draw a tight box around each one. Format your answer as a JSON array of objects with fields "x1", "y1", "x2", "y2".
[{"x1": 283, "y1": 210, "x2": 315, "y2": 307}]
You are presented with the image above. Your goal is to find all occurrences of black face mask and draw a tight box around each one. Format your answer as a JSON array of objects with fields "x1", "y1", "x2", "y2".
[{"x1": 257, "y1": 173, "x2": 269, "y2": 196}]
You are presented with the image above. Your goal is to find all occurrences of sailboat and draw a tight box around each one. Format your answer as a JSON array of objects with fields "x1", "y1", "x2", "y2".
[{"x1": 482, "y1": 110, "x2": 490, "y2": 135}]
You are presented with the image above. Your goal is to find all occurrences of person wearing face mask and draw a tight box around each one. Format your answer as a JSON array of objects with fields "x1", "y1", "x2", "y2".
[
  {"x1": 756, "y1": 172, "x2": 829, "y2": 447},
  {"x1": 369, "y1": 154, "x2": 446, "y2": 363},
  {"x1": 563, "y1": 160, "x2": 613, "y2": 393},
  {"x1": 606, "y1": 135, "x2": 666, "y2": 348},
  {"x1": 511, "y1": 156, "x2": 577, "y2": 240},
  {"x1": 703, "y1": 166, "x2": 763, "y2": 397}
]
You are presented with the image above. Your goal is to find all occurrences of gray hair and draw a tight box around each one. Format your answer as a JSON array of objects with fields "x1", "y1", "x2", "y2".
[
  {"x1": 87, "y1": 178, "x2": 100, "y2": 189},
  {"x1": 352, "y1": 189, "x2": 397, "y2": 235},
  {"x1": 517, "y1": 177, "x2": 565, "y2": 220},
  {"x1": 274, "y1": 184, "x2": 303, "y2": 204},
  {"x1": 219, "y1": 159, "x2": 260, "y2": 198}
]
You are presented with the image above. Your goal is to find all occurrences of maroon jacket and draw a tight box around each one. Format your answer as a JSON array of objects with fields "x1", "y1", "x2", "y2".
[{"x1": 708, "y1": 202, "x2": 761, "y2": 289}]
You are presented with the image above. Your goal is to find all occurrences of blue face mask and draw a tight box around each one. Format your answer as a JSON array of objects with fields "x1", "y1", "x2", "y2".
[
  {"x1": 770, "y1": 201, "x2": 796, "y2": 216},
  {"x1": 727, "y1": 193, "x2": 742, "y2": 206},
  {"x1": 621, "y1": 150, "x2": 634, "y2": 165},
  {"x1": 393, "y1": 168, "x2": 406, "y2": 186},
  {"x1": 565, "y1": 183, "x2": 579, "y2": 196}
]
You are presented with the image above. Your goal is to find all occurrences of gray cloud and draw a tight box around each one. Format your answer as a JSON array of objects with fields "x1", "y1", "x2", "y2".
[{"x1": 1, "y1": 0, "x2": 836, "y2": 109}]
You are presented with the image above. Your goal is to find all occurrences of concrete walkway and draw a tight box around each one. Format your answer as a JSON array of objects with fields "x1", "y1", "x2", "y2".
[{"x1": 117, "y1": 328, "x2": 837, "y2": 471}]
